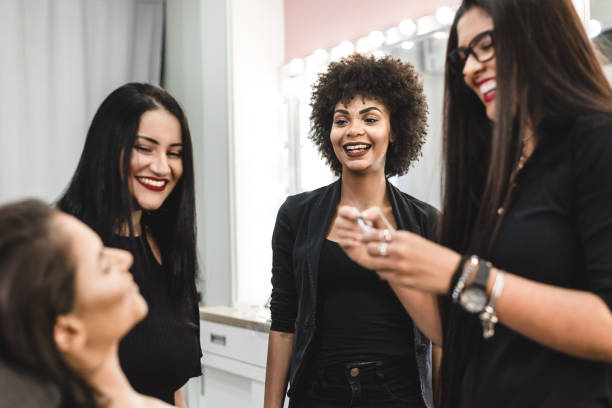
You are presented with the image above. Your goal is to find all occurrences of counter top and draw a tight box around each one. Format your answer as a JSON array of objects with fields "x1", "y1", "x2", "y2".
[{"x1": 200, "y1": 305, "x2": 271, "y2": 333}]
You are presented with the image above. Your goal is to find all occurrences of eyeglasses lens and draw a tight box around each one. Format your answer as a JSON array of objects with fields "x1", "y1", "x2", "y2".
[{"x1": 449, "y1": 31, "x2": 494, "y2": 73}]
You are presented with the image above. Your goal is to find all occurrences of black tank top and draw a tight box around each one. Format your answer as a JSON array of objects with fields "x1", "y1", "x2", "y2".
[{"x1": 311, "y1": 239, "x2": 418, "y2": 366}]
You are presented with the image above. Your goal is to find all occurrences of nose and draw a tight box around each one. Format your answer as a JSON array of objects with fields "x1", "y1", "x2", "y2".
[
  {"x1": 150, "y1": 152, "x2": 171, "y2": 176},
  {"x1": 462, "y1": 53, "x2": 484, "y2": 79},
  {"x1": 107, "y1": 247, "x2": 134, "y2": 272},
  {"x1": 347, "y1": 120, "x2": 364, "y2": 137}
]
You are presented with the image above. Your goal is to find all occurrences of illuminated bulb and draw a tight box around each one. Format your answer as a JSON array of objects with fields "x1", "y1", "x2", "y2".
[
  {"x1": 401, "y1": 41, "x2": 415, "y2": 50},
  {"x1": 312, "y1": 48, "x2": 329, "y2": 65},
  {"x1": 436, "y1": 6, "x2": 455, "y2": 25},
  {"x1": 433, "y1": 31, "x2": 449, "y2": 40},
  {"x1": 288, "y1": 58, "x2": 305, "y2": 76},
  {"x1": 338, "y1": 40, "x2": 354, "y2": 56},
  {"x1": 417, "y1": 16, "x2": 438, "y2": 35},
  {"x1": 398, "y1": 19, "x2": 417, "y2": 36},
  {"x1": 331, "y1": 41, "x2": 355, "y2": 61},
  {"x1": 356, "y1": 37, "x2": 370, "y2": 53},
  {"x1": 368, "y1": 30, "x2": 385, "y2": 48},
  {"x1": 588, "y1": 19, "x2": 602, "y2": 38},
  {"x1": 385, "y1": 27, "x2": 401, "y2": 45},
  {"x1": 372, "y1": 50, "x2": 386, "y2": 59}
]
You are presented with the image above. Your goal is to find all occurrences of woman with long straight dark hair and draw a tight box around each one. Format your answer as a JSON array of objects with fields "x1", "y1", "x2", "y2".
[
  {"x1": 58, "y1": 83, "x2": 201, "y2": 405},
  {"x1": 334, "y1": 0, "x2": 612, "y2": 407},
  {"x1": 0, "y1": 199, "x2": 171, "y2": 407}
]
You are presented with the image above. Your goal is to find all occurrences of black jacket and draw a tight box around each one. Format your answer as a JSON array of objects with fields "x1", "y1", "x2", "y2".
[{"x1": 270, "y1": 179, "x2": 438, "y2": 407}]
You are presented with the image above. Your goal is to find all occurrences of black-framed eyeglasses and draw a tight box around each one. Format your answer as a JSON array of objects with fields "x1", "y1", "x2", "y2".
[{"x1": 448, "y1": 30, "x2": 495, "y2": 74}]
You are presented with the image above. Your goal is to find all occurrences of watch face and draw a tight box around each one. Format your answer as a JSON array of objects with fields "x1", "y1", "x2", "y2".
[{"x1": 459, "y1": 287, "x2": 488, "y2": 313}]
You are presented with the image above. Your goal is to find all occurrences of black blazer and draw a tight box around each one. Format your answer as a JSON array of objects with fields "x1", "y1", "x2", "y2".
[{"x1": 270, "y1": 179, "x2": 438, "y2": 407}]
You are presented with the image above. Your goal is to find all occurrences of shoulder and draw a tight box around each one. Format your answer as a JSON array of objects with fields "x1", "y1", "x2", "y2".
[
  {"x1": 143, "y1": 395, "x2": 174, "y2": 407},
  {"x1": 390, "y1": 183, "x2": 440, "y2": 219},
  {"x1": 388, "y1": 182, "x2": 440, "y2": 239},
  {"x1": 277, "y1": 181, "x2": 339, "y2": 219},
  {"x1": 565, "y1": 111, "x2": 612, "y2": 146},
  {"x1": 567, "y1": 111, "x2": 612, "y2": 163}
]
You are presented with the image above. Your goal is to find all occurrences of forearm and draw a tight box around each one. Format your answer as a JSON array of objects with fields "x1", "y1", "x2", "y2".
[
  {"x1": 264, "y1": 330, "x2": 294, "y2": 408},
  {"x1": 174, "y1": 388, "x2": 186, "y2": 407},
  {"x1": 387, "y1": 281, "x2": 443, "y2": 344},
  {"x1": 492, "y1": 270, "x2": 612, "y2": 361}
]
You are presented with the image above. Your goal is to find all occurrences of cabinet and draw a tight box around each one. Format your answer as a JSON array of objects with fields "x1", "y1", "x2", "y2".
[{"x1": 189, "y1": 306, "x2": 288, "y2": 408}]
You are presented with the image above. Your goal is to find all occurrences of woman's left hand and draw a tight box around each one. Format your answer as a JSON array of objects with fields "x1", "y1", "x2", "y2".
[{"x1": 335, "y1": 205, "x2": 461, "y2": 295}]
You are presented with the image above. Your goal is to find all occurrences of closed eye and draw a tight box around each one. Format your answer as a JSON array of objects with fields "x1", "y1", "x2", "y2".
[
  {"x1": 334, "y1": 118, "x2": 348, "y2": 126},
  {"x1": 134, "y1": 145, "x2": 152, "y2": 153}
]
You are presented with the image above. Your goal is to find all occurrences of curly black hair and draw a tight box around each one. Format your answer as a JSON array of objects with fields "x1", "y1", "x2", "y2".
[{"x1": 309, "y1": 53, "x2": 428, "y2": 177}]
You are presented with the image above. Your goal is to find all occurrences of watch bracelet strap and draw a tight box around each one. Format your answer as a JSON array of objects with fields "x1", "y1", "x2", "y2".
[
  {"x1": 451, "y1": 255, "x2": 479, "y2": 302},
  {"x1": 479, "y1": 270, "x2": 506, "y2": 339},
  {"x1": 448, "y1": 254, "x2": 470, "y2": 297},
  {"x1": 472, "y1": 259, "x2": 492, "y2": 290}
]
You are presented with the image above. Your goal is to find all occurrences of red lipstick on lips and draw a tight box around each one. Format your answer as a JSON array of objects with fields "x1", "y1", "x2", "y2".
[
  {"x1": 477, "y1": 78, "x2": 496, "y2": 103},
  {"x1": 136, "y1": 177, "x2": 167, "y2": 192}
]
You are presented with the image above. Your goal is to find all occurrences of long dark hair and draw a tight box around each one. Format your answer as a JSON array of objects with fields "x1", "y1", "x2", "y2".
[
  {"x1": 438, "y1": 0, "x2": 612, "y2": 406},
  {"x1": 0, "y1": 200, "x2": 98, "y2": 407},
  {"x1": 57, "y1": 83, "x2": 198, "y2": 301}
]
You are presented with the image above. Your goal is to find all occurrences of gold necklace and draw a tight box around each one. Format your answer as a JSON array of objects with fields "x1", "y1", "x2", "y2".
[{"x1": 496, "y1": 134, "x2": 533, "y2": 216}]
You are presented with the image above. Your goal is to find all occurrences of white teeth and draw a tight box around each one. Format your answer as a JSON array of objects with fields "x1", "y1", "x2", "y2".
[
  {"x1": 139, "y1": 178, "x2": 165, "y2": 187},
  {"x1": 480, "y1": 79, "x2": 496, "y2": 94},
  {"x1": 346, "y1": 144, "x2": 369, "y2": 151}
]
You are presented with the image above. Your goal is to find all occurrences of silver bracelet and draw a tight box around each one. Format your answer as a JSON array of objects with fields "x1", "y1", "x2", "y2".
[
  {"x1": 479, "y1": 270, "x2": 505, "y2": 339},
  {"x1": 451, "y1": 255, "x2": 479, "y2": 303}
]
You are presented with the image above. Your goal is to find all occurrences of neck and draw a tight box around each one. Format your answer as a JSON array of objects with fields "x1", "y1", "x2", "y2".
[
  {"x1": 339, "y1": 170, "x2": 389, "y2": 211},
  {"x1": 83, "y1": 344, "x2": 144, "y2": 407},
  {"x1": 117, "y1": 210, "x2": 142, "y2": 237}
]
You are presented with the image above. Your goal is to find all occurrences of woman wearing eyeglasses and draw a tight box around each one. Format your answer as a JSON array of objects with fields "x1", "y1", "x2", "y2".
[{"x1": 334, "y1": 0, "x2": 612, "y2": 407}]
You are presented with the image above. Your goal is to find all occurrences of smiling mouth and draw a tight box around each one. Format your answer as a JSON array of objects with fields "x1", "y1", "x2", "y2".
[
  {"x1": 343, "y1": 143, "x2": 371, "y2": 157},
  {"x1": 136, "y1": 177, "x2": 167, "y2": 191},
  {"x1": 479, "y1": 79, "x2": 496, "y2": 103}
]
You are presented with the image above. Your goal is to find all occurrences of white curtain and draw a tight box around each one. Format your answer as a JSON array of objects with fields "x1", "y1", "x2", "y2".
[{"x1": 0, "y1": 0, "x2": 164, "y2": 204}]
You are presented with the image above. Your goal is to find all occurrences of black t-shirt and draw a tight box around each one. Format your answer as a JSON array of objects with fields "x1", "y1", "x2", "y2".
[
  {"x1": 459, "y1": 113, "x2": 612, "y2": 407},
  {"x1": 109, "y1": 235, "x2": 202, "y2": 405}
]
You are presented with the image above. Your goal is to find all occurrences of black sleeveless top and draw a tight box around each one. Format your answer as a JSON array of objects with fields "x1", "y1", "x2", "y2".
[{"x1": 109, "y1": 235, "x2": 201, "y2": 404}]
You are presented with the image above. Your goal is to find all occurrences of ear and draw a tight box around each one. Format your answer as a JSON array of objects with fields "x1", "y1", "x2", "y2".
[{"x1": 54, "y1": 314, "x2": 87, "y2": 353}]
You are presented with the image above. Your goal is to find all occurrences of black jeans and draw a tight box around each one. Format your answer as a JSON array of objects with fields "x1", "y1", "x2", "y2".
[{"x1": 290, "y1": 358, "x2": 424, "y2": 408}]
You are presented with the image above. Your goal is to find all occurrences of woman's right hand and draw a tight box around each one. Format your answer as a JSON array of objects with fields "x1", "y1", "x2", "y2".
[{"x1": 335, "y1": 205, "x2": 460, "y2": 295}]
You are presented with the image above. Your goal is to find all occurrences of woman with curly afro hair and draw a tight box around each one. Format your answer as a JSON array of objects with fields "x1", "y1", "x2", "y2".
[{"x1": 265, "y1": 53, "x2": 441, "y2": 408}]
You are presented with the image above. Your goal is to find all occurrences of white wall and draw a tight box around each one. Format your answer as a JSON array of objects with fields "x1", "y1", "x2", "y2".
[
  {"x1": 230, "y1": 0, "x2": 286, "y2": 305},
  {"x1": 164, "y1": 0, "x2": 234, "y2": 307},
  {"x1": 164, "y1": 0, "x2": 286, "y2": 307}
]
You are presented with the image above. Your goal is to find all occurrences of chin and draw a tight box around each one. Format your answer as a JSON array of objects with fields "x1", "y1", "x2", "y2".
[
  {"x1": 135, "y1": 294, "x2": 149, "y2": 320},
  {"x1": 135, "y1": 198, "x2": 166, "y2": 212}
]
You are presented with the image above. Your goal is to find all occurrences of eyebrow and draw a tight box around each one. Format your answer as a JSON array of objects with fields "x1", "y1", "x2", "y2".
[
  {"x1": 334, "y1": 107, "x2": 382, "y2": 115},
  {"x1": 136, "y1": 135, "x2": 183, "y2": 147}
]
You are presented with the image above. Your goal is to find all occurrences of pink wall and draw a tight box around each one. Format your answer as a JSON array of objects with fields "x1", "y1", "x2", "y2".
[{"x1": 284, "y1": 0, "x2": 460, "y2": 62}]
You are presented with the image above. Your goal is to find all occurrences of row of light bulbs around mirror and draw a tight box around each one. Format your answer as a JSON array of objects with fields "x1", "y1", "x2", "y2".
[{"x1": 286, "y1": 5, "x2": 607, "y2": 78}]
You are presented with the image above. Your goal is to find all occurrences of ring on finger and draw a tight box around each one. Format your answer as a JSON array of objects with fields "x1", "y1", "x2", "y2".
[
  {"x1": 380, "y1": 229, "x2": 392, "y2": 242},
  {"x1": 378, "y1": 242, "x2": 388, "y2": 256}
]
